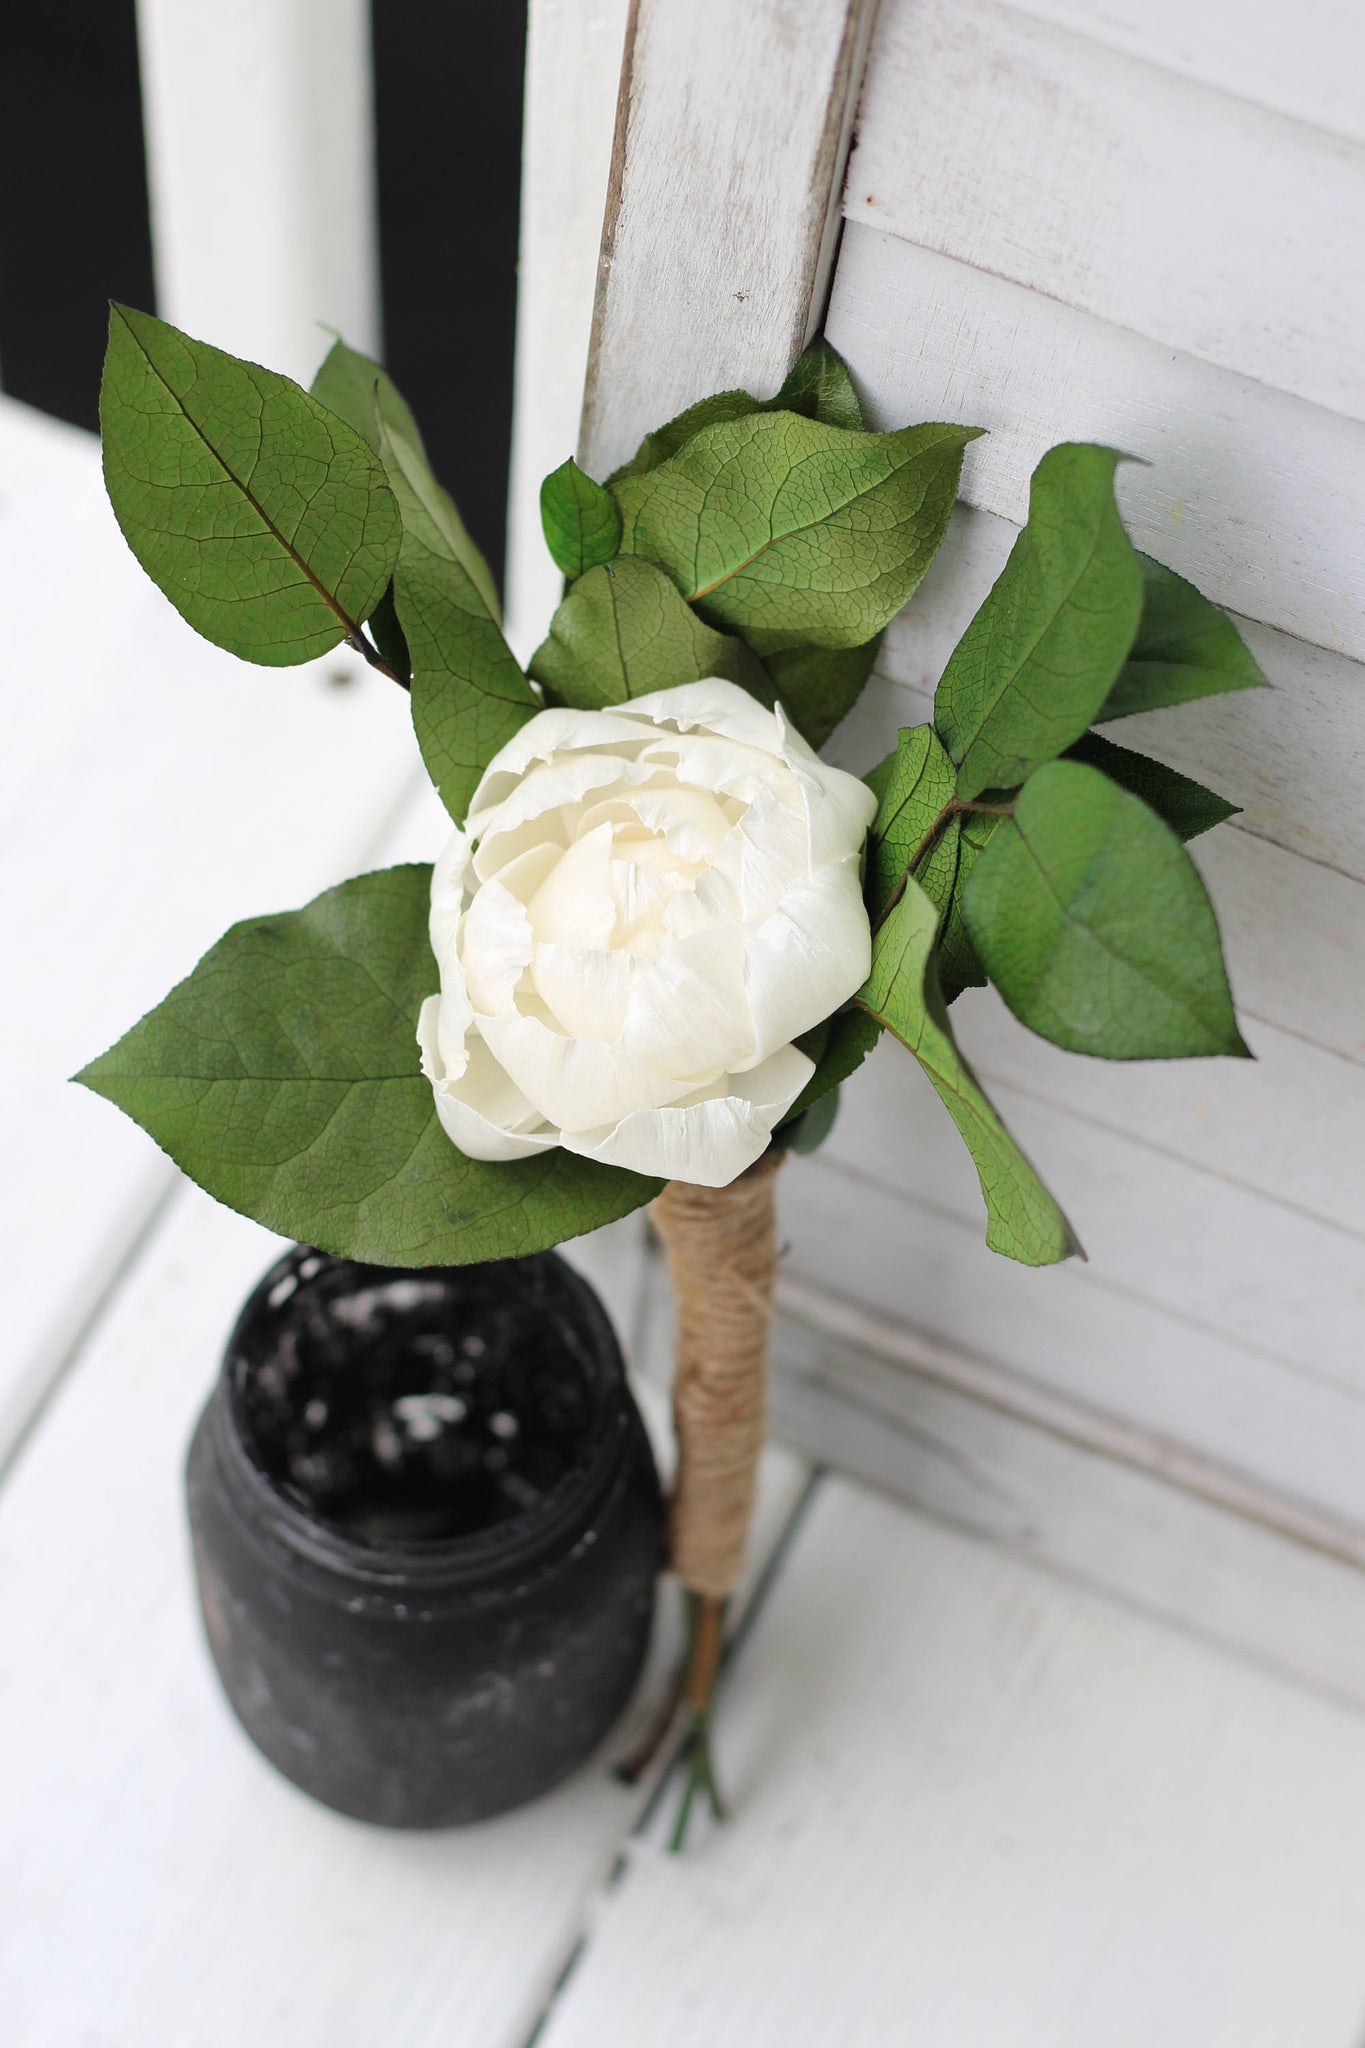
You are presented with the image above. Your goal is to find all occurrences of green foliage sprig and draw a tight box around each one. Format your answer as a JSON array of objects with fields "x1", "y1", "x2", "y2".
[{"x1": 81, "y1": 313, "x2": 1263, "y2": 1270}]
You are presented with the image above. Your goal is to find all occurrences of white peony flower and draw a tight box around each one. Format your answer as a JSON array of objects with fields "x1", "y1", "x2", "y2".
[{"x1": 417, "y1": 679, "x2": 877, "y2": 1188}]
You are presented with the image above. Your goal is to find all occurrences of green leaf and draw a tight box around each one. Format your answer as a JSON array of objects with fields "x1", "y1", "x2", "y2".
[
  {"x1": 858, "y1": 876, "x2": 1079, "y2": 1265},
  {"x1": 613, "y1": 412, "x2": 979, "y2": 648},
  {"x1": 755, "y1": 636, "x2": 881, "y2": 750},
  {"x1": 866, "y1": 725, "x2": 958, "y2": 914},
  {"x1": 311, "y1": 334, "x2": 425, "y2": 460},
  {"x1": 75, "y1": 866, "x2": 661, "y2": 1264},
  {"x1": 365, "y1": 580, "x2": 412, "y2": 682},
  {"x1": 608, "y1": 336, "x2": 866, "y2": 485},
  {"x1": 1098, "y1": 553, "x2": 1267, "y2": 720},
  {"x1": 782, "y1": 1008, "x2": 881, "y2": 1128},
  {"x1": 936, "y1": 444, "x2": 1145, "y2": 800},
  {"x1": 540, "y1": 459, "x2": 623, "y2": 579},
  {"x1": 101, "y1": 304, "x2": 401, "y2": 666},
  {"x1": 781, "y1": 1085, "x2": 842, "y2": 1154},
  {"x1": 1066, "y1": 731, "x2": 1238, "y2": 841},
  {"x1": 528, "y1": 555, "x2": 775, "y2": 710},
  {"x1": 963, "y1": 760, "x2": 1249, "y2": 1060},
  {"x1": 379, "y1": 417, "x2": 538, "y2": 824},
  {"x1": 938, "y1": 809, "x2": 996, "y2": 1004}
]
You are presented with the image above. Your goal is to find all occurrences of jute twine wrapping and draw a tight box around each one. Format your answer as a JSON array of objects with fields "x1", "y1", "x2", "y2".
[{"x1": 650, "y1": 1151, "x2": 784, "y2": 1601}]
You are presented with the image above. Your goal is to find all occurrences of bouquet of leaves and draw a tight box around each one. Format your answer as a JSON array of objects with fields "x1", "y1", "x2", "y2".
[{"x1": 80, "y1": 310, "x2": 1259, "y2": 1833}]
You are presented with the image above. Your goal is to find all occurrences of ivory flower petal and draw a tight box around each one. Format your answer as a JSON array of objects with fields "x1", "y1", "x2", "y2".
[{"x1": 418, "y1": 678, "x2": 874, "y2": 1187}]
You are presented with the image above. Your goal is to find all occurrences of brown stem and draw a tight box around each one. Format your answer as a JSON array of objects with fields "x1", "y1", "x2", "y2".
[{"x1": 346, "y1": 625, "x2": 408, "y2": 690}]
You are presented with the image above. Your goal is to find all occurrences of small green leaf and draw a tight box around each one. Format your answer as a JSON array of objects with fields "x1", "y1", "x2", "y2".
[
  {"x1": 540, "y1": 459, "x2": 623, "y2": 579},
  {"x1": 529, "y1": 556, "x2": 774, "y2": 710},
  {"x1": 608, "y1": 336, "x2": 866, "y2": 484},
  {"x1": 1098, "y1": 554, "x2": 1267, "y2": 720},
  {"x1": 936, "y1": 444, "x2": 1145, "y2": 800},
  {"x1": 781, "y1": 1086, "x2": 843, "y2": 1154},
  {"x1": 866, "y1": 725, "x2": 958, "y2": 914},
  {"x1": 937, "y1": 809, "x2": 997, "y2": 1004},
  {"x1": 365, "y1": 580, "x2": 412, "y2": 683},
  {"x1": 963, "y1": 760, "x2": 1249, "y2": 1060},
  {"x1": 613, "y1": 412, "x2": 979, "y2": 649},
  {"x1": 771, "y1": 338, "x2": 866, "y2": 432},
  {"x1": 858, "y1": 876, "x2": 1079, "y2": 1265},
  {"x1": 75, "y1": 865, "x2": 660, "y2": 1264},
  {"x1": 1067, "y1": 731, "x2": 1238, "y2": 841},
  {"x1": 380, "y1": 417, "x2": 537, "y2": 824},
  {"x1": 753, "y1": 636, "x2": 881, "y2": 750},
  {"x1": 311, "y1": 335, "x2": 425, "y2": 460},
  {"x1": 101, "y1": 304, "x2": 400, "y2": 666},
  {"x1": 783, "y1": 1008, "x2": 881, "y2": 1128}
]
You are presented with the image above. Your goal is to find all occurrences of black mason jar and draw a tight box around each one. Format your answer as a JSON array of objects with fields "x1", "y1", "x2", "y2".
[{"x1": 186, "y1": 1243, "x2": 664, "y2": 1828}]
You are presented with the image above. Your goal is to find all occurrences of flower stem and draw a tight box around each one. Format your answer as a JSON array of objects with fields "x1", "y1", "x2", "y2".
[{"x1": 668, "y1": 1591, "x2": 728, "y2": 1853}]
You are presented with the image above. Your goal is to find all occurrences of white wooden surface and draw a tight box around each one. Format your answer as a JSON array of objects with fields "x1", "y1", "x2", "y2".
[
  {"x1": 135, "y1": 0, "x2": 381, "y2": 380},
  {"x1": 533, "y1": 1483, "x2": 1365, "y2": 2048},
  {"x1": 578, "y1": 0, "x2": 877, "y2": 479}
]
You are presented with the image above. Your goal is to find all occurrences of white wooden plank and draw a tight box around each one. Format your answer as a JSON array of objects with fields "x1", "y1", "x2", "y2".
[
  {"x1": 779, "y1": 1135, "x2": 1365, "y2": 1529},
  {"x1": 827, "y1": 228, "x2": 1365, "y2": 668},
  {"x1": 1, "y1": 396, "x2": 421, "y2": 1464},
  {"x1": 505, "y1": 0, "x2": 632, "y2": 663},
  {"x1": 579, "y1": 0, "x2": 876, "y2": 480},
  {"x1": 536, "y1": 1480, "x2": 1365, "y2": 2047},
  {"x1": 1000, "y1": 0, "x2": 1365, "y2": 150},
  {"x1": 0, "y1": 1186, "x2": 807, "y2": 2048},
  {"x1": 849, "y1": 0, "x2": 1365, "y2": 422},
  {"x1": 134, "y1": 0, "x2": 380, "y2": 382}
]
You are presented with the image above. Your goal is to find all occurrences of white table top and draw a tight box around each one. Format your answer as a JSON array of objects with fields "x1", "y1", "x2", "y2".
[{"x1": 8, "y1": 394, "x2": 1365, "y2": 2047}]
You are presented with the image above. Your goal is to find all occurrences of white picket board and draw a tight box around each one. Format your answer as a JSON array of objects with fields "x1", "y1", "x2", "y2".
[
  {"x1": 505, "y1": 0, "x2": 632, "y2": 662},
  {"x1": 0, "y1": 395, "x2": 422, "y2": 1468},
  {"x1": 134, "y1": 0, "x2": 381, "y2": 383},
  {"x1": 535, "y1": 1481, "x2": 1365, "y2": 2048},
  {"x1": 780, "y1": 1135, "x2": 1365, "y2": 1530},
  {"x1": 826, "y1": 229, "x2": 1365, "y2": 669},
  {"x1": 578, "y1": 0, "x2": 877, "y2": 480},
  {"x1": 848, "y1": 0, "x2": 1365, "y2": 423},
  {"x1": 1001, "y1": 0, "x2": 1365, "y2": 147}
]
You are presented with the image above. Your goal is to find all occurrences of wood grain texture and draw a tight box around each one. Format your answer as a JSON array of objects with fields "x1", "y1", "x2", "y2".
[
  {"x1": 578, "y1": 0, "x2": 877, "y2": 480},
  {"x1": 849, "y1": 0, "x2": 1365, "y2": 421},
  {"x1": 0, "y1": 397, "x2": 422, "y2": 1468},
  {"x1": 1002, "y1": 0, "x2": 1365, "y2": 147},
  {"x1": 505, "y1": 0, "x2": 632, "y2": 661},
  {"x1": 536, "y1": 1480, "x2": 1365, "y2": 2047},
  {"x1": 135, "y1": 0, "x2": 380, "y2": 384},
  {"x1": 0, "y1": 1186, "x2": 807, "y2": 2048},
  {"x1": 827, "y1": 230, "x2": 1365, "y2": 667}
]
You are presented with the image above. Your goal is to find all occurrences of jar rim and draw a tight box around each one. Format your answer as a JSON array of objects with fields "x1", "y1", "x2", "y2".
[{"x1": 208, "y1": 1244, "x2": 641, "y2": 1597}]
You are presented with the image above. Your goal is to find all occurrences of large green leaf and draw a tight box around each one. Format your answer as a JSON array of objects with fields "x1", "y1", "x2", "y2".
[
  {"x1": 101, "y1": 305, "x2": 400, "y2": 666},
  {"x1": 76, "y1": 866, "x2": 661, "y2": 1264},
  {"x1": 528, "y1": 556, "x2": 773, "y2": 710},
  {"x1": 754, "y1": 636, "x2": 881, "y2": 750},
  {"x1": 608, "y1": 336, "x2": 867, "y2": 485},
  {"x1": 540, "y1": 459, "x2": 623, "y2": 579},
  {"x1": 1066, "y1": 731, "x2": 1238, "y2": 841},
  {"x1": 613, "y1": 412, "x2": 979, "y2": 649},
  {"x1": 936, "y1": 444, "x2": 1145, "y2": 800},
  {"x1": 1097, "y1": 554, "x2": 1267, "y2": 720},
  {"x1": 379, "y1": 417, "x2": 538, "y2": 824},
  {"x1": 858, "y1": 876, "x2": 1079, "y2": 1265},
  {"x1": 963, "y1": 760, "x2": 1249, "y2": 1060}
]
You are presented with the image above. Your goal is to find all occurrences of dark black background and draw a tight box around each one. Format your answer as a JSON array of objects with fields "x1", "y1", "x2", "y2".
[{"x1": 0, "y1": 0, "x2": 527, "y2": 588}]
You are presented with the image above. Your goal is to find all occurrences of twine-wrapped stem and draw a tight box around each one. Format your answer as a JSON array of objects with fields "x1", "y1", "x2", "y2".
[{"x1": 649, "y1": 1150, "x2": 783, "y2": 1844}]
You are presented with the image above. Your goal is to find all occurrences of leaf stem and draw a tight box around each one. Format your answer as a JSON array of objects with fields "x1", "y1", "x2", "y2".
[
  {"x1": 871, "y1": 794, "x2": 1015, "y2": 939},
  {"x1": 346, "y1": 625, "x2": 408, "y2": 690},
  {"x1": 668, "y1": 1592, "x2": 729, "y2": 1853}
]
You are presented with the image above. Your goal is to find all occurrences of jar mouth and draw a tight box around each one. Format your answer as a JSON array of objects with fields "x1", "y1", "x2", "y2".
[{"x1": 212, "y1": 1245, "x2": 637, "y2": 1593}]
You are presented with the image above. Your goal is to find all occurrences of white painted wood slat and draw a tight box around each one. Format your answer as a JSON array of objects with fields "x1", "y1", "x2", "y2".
[
  {"x1": 135, "y1": 0, "x2": 381, "y2": 383},
  {"x1": 579, "y1": 0, "x2": 877, "y2": 480},
  {"x1": 849, "y1": 0, "x2": 1365, "y2": 422},
  {"x1": 827, "y1": 229, "x2": 1365, "y2": 669},
  {"x1": 1002, "y1": 0, "x2": 1365, "y2": 149},
  {"x1": 536, "y1": 1480, "x2": 1365, "y2": 2047}
]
